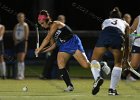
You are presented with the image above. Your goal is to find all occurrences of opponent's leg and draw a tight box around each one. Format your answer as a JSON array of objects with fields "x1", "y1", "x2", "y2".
[
  {"x1": 109, "y1": 49, "x2": 122, "y2": 95},
  {"x1": 90, "y1": 47, "x2": 108, "y2": 95}
]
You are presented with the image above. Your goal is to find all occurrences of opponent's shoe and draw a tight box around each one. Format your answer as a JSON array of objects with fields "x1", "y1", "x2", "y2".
[
  {"x1": 92, "y1": 77, "x2": 104, "y2": 95},
  {"x1": 108, "y1": 88, "x2": 119, "y2": 95}
]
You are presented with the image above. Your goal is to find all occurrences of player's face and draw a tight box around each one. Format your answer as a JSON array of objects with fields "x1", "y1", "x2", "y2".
[
  {"x1": 38, "y1": 20, "x2": 47, "y2": 28},
  {"x1": 17, "y1": 14, "x2": 25, "y2": 23}
]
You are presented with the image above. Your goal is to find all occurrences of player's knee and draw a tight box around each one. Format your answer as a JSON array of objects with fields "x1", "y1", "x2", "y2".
[
  {"x1": 90, "y1": 60, "x2": 101, "y2": 69},
  {"x1": 82, "y1": 62, "x2": 90, "y2": 68},
  {"x1": 114, "y1": 63, "x2": 121, "y2": 67},
  {"x1": 57, "y1": 61, "x2": 66, "y2": 69}
]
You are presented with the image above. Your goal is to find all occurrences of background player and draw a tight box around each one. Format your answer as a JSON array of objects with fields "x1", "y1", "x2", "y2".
[
  {"x1": 0, "y1": 24, "x2": 6, "y2": 79},
  {"x1": 13, "y1": 13, "x2": 29, "y2": 80},
  {"x1": 122, "y1": 13, "x2": 137, "y2": 81},
  {"x1": 90, "y1": 7, "x2": 129, "y2": 95},
  {"x1": 57, "y1": 15, "x2": 66, "y2": 23},
  {"x1": 128, "y1": 15, "x2": 140, "y2": 80}
]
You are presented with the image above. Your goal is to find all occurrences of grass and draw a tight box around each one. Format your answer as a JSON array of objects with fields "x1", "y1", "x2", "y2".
[
  {"x1": 5, "y1": 65, "x2": 140, "y2": 100},
  {"x1": 24, "y1": 65, "x2": 92, "y2": 78},
  {"x1": 0, "y1": 79, "x2": 140, "y2": 100}
]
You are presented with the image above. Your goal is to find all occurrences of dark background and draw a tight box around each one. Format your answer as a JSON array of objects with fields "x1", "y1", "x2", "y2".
[{"x1": 0, "y1": 0, "x2": 140, "y2": 30}]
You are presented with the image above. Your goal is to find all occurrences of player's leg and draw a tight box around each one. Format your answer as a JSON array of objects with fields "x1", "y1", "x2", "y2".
[
  {"x1": 0, "y1": 41, "x2": 6, "y2": 79},
  {"x1": 130, "y1": 53, "x2": 140, "y2": 69},
  {"x1": 73, "y1": 49, "x2": 108, "y2": 94},
  {"x1": 126, "y1": 53, "x2": 140, "y2": 81},
  {"x1": 0, "y1": 55, "x2": 6, "y2": 79},
  {"x1": 73, "y1": 50, "x2": 90, "y2": 68},
  {"x1": 90, "y1": 47, "x2": 108, "y2": 95},
  {"x1": 91, "y1": 47, "x2": 108, "y2": 79},
  {"x1": 57, "y1": 52, "x2": 74, "y2": 92},
  {"x1": 109, "y1": 49, "x2": 122, "y2": 95},
  {"x1": 16, "y1": 41, "x2": 27, "y2": 80},
  {"x1": 17, "y1": 52, "x2": 26, "y2": 80}
]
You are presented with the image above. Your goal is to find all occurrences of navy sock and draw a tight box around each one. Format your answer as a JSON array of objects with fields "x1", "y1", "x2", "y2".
[{"x1": 59, "y1": 68, "x2": 73, "y2": 87}]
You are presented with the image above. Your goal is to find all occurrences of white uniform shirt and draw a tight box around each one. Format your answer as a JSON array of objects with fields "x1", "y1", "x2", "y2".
[
  {"x1": 102, "y1": 18, "x2": 128, "y2": 34},
  {"x1": 15, "y1": 23, "x2": 26, "y2": 40},
  {"x1": 133, "y1": 16, "x2": 140, "y2": 47}
]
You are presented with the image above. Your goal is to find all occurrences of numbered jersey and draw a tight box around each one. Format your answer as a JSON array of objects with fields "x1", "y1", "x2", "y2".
[
  {"x1": 15, "y1": 23, "x2": 26, "y2": 40},
  {"x1": 102, "y1": 18, "x2": 128, "y2": 34}
]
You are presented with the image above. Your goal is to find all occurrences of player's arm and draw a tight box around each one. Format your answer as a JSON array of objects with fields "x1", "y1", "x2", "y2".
[
  {"x1": 24, "y1": 23, "x2": 29, "y2": 52},
  {"x1": 41, "y1": 42, "x2": 56, "y2": 53},
  {"x1": 0, "y1": 25, "x2": 5, "y2": 37},
  {"x1": 36, "y1": 23, "x2": 58, "y2": 53},
  {"x1": 124, "y1": 24, "x2": 130, "y2": 57},
  {"x1": 24, "y1": 23, "x2": 29, "y2": 41},
  {"x1": 130, "y1": 16, "x2": 139, "y2": 33},
  {"x1": 122, "y1": 24, "x2": 130, "y2": 67}
]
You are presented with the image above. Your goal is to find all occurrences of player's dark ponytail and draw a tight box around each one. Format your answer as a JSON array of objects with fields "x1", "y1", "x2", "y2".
[{"x1": 109, "y1": 7, "x2": 122, "y2": 18}]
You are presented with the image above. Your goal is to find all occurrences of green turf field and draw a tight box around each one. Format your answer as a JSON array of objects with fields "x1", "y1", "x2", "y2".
[{"x1": 0, "y1": 79, "x2": 140, "y2": 100}]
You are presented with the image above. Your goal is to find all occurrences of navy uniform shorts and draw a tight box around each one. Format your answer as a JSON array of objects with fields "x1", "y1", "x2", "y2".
[
  {"x1": 95, "y1": 26, "x2": 124, "y2": 50},
  {"x1": 131, "y1": 45, "x2": 140, "y2": 53},
  {"x1": 58, "y1": 35, "x2": 85, "y2": 55},
  {"x1": 0, "y1": 40, "x2": 4, "y2": 55},
  {"x1": 15, "y1": 41, "x2": 26, "y2": 53}
]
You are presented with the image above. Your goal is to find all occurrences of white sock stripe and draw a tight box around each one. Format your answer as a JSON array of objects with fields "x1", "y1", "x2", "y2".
[{"x1": 82, "y1": 52, "x2": 90, "y2": 63}]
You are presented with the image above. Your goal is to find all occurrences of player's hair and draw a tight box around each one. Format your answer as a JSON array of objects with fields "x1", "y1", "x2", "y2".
[
  {"x1": 109, "y1": 7, "x2": 122, "y2": 18},
  {"x1": 39, "y1": 10, "x2": 50, "y2": 22},
  {"x1": 17, "y1": 12, "x2": 25, "y2": 17}
]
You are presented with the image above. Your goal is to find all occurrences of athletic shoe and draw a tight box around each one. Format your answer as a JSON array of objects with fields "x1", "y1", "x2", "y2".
[
  {"x1": 108, "y1": 88, "x2": 119, "y2": 95},
  {"x1": 64, "y1": 85, "x2": 74, "y2": 92},
  {"x1": 100, "y1": 61, "x2": 111, "y2": 75},
  {"x1": 16, "y1": 76, "x2": 24, "y2": 80},
  {"x1": 126, "y1": 76, "x2": 136, "y2": 81},
  {"x1": 92, "y1": 77, "x2": 104, "y2": 95}
]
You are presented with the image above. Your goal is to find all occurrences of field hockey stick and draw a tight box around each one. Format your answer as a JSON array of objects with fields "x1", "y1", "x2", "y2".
[
  {"x1": 35, "y1": 24, "x2": 39, "y2": 57},
  {"x1": 122, "y1": 32, "x2": 140, "y2": 78},
  {"x1": 127, "y1": 62, "x2": 140, "y2": 78}
]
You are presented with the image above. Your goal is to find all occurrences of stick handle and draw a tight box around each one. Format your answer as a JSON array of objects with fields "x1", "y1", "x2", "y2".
[
  {"x1": 128, "y1": 62, "x2": 140, "y2": 78},
  {"x1": 35, "y1": 43, "x2": 39, "y2": 57},
  {"x1": 35, "y1": 24, "x2": 39, "y2": 57}
]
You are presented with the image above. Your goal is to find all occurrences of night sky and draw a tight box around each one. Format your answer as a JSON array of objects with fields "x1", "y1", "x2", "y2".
[{"x1": 0, "y1": 0, "x2": 140, "y2": 30}]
